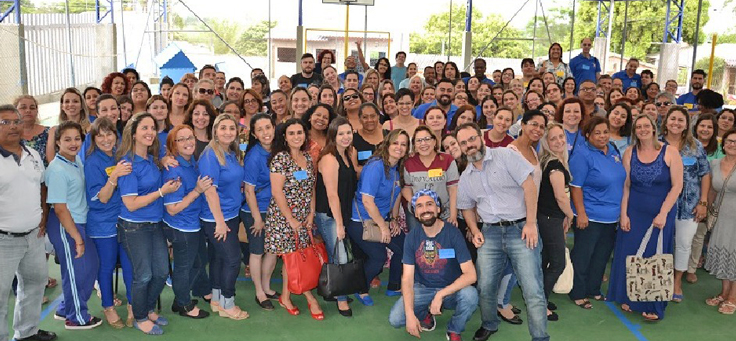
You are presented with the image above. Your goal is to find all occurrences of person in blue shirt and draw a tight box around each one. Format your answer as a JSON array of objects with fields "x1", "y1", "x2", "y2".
[
  {"x1": 198, "y1": 113, "x2": 248, "y2": 321},
  {"x1": 413, "y1": 78, "x2": 457, "y2": 126},
  {"x1": 462, "y1": 58, "x2": 495, "y2": 86},
  {"x1": 569, "y1": 38, "x2": 601, "y2": 88},
  {"x1": 391, "y1": 51, "x2": 408, "y2": 88},
  {"x1": 676, "y1": 69, "x2": 706, "y2": 113},
  {"x1": 46, "y1": 121, "x2": 102, "y2": 330},
  {"x1": 555, "y1": 98, "x2": 589, "y2": 158},
  {"x1": 116, "y1": 112, "x2": 179, "y2": 335},
  {"x1": 146, "y1": 95, "x2": 170, "y2": 157},
  {"x1": 84, "y1": 117, "x2": 134, "y2": 329},
  {"x1": 348, "y1": 129, "x2": 410, "y2": 305},
  {"x1": 568, "y1": 116, "x2": 626, "y2": 309},
  {"x1": 240, "y1": 113, "x2": 281, "y2": 311},
  {"x1": 161, "y1": 125, "x2": 213, "y2": 319},
  {"x1": 388, "y1": 189, "x2": 478, "y2": 340},
  {"x1": 612, "y1": 58, "x2": 642, "y2": 90}
]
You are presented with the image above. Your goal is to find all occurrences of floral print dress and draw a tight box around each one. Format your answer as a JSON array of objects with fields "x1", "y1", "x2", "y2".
[
  {"x1": 265, "y1": 150, "x2": 316, "y2": 255},
  {"x1": 23, "y1": 126, "x2": 50, "y2": 167}
]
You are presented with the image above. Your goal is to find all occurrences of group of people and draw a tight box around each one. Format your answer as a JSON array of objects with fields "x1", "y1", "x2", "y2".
[{"x1": 2, "y1": 37, "x2": 735, "y2": 341}]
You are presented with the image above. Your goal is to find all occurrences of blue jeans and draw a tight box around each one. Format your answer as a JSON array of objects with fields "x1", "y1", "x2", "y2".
[
  {"x1": 201, "y1": 217, "x2": 241, "y2": 299},
  {"x1": 91, "y1": 236, "x2": 133, "y2": 308},
  {"x1": 315, "y1": 213, "x2": 348, "y2": 264},
  {"x1": 191, "y1": 229, "x2": 212, "y2": 297},
  {"x1": 569, "y1": 221, "x2": 615, "y2": 300},
  {"x1": 240, "y1": 211, "x2": 265, "y2": 255},
  {"x1": 117, "y1": 220, "x2": 169, "y2": 321},
  {"x1": 497, "y1": 263, "x2": 517, "y2": 308},
  {"x1": 389, "y1": 284, "x2": 478, "y2": 334},
  {"x1": 163, "y1": 225, "x2": 206, "y2": 307},
  {"x1": 346, "y1": 220, "x2": 404, "y2": 292},
  {"x1": 476, "y1": 222, "x2": 548, "y2": 341}
]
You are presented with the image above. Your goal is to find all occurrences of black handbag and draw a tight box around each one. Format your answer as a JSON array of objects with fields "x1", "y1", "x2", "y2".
[{"x1": 317, "y1": 237, "x2": 368, "y2": 298}]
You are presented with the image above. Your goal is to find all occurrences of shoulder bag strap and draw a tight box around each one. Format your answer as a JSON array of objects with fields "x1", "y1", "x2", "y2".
[{"x1": 636, "y1": 225, "x2": 655, "y2": 257}]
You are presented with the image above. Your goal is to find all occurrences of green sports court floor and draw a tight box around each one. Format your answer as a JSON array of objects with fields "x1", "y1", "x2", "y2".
[{"x1": 7, "y1": 259, "x2": 732, "y2": 341}]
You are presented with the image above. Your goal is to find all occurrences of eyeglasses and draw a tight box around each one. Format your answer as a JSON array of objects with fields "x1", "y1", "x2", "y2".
[
  {"x1": 198, "y1": 88, "x2": 214, "y2": 95},
  {"x1": 654, "y1": 101, "x2": 672, "y2": 107},
  {"x1": 458, "y1": 134, "x2": 480, "y2": 147},
  {"x1": 343, "y1": 94, "x2": 360, "y2": 101},
  {"x1": 0, "y1": 119, "x2": 22, "y2": 126},
  {"x1": 725, "y1": 139, "x2": 736, "y2": 146},
  {"x1": 526, "y1": 121, "x2": 544, "y2": 129},
  {"x1": 415, "y1": 136, "x2": 435, "y2": 144},
  {"x1": 175, "y1": 136, "x2": 196, "y2": 143},
  {"x1": 243, "y1": 99, "x2": 257, "y2": 105}
]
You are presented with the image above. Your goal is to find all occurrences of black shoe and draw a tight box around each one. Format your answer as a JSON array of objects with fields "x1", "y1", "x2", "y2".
[
  {"x1": 497, "y1": 311, "x2": 523, "y2": 325},
  {"x1": 171, "y1": 299, "x2": 199, "y2": 313},
  {"x1": 265, "y1": 291, "x2": 281, "y2": 300},
  {"x1": 324, "y1": 296, "x2": 354, "y2": 303},
  {"x1": 255, "y1": 296, "x2": 275, "y2": 310},
  {"x1": 198, "y1": 295, "x2": 211, "y2": 303},
  {"x1": 511, "y1": 306, "x2": 521, "y2": 314},
  {"x1": 472, "y1": 327, "x2": 498, "y2": 341},
  {"x1": 547, "y1": 311, "x2": 559, "y2": 321},
  {"x1": 16, "y1": 330, "x2": 57, "y2": 341},
  {"x1": 336, "y1": 302, "x2": 353, "y2": 317},
  {"x1": 178, "y1": 302, "x2": 210, "y2": 319},
  {"x1": 547, "y1": 301, "x2": 557, "y2": 311}
]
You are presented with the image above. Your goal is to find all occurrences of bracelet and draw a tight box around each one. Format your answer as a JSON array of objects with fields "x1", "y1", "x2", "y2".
[
  {"x1": 698, "y1": 200, "x2": 708, "y2": 207},
  {"x1": 108, "y1": 180, "x2": 117, "y2": 187},
  {"x1": 158, "y1": 188, "x2": 164, "y2": 198}
]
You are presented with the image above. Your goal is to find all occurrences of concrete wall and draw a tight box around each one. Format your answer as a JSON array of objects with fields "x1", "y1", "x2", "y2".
[{"x1": 0, "y1": 24, "x2": 27, "y2": 105}]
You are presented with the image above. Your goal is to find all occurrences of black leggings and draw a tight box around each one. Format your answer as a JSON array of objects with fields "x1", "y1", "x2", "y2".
[{"x1": 538, "y1": 213, "x2": 566, "y2": 299}]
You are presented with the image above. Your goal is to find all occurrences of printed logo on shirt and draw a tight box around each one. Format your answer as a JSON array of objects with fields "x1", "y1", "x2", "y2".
[{"x1": 416, "y1": 240, "x2": 447, "y2": 274}]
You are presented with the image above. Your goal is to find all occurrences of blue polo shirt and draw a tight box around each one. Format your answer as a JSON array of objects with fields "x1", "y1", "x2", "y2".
[
  {"x1": 569, "y1": 142, "x2": 626, "y2": 223},
  {"x1": 198, "y1": 147, "x2": 244, "y2": 222},
  {"x1": 612, "y1": 70, "x2": 641, "y2": 89},
  {"x1": 462, "y1": 76, "x2": 495, "y2": 86},
  {"x1": 84, "y1": 149, "x2": 122, "y2": 237},
  {"x1": 676, "y1": 92, "x2": 699, "y2": 112},
  {"x1": 351, "y1": 158, "x2": 401, "y2": 222},
  {"x1": 163, "y1": 155, "x2": 202, "y2": 232},
  {"x1": 242, "y1": 143, "x2": 272, "y2": 213},
  {"x1": 118, "y1": 154, "x2": 163, "y2": 223},
  {"x1": 569, "y1": 53, "x2": 601, "y2": 87},
  {"x1": 158, "y1": 131, "x2": 168, "y2": 157},
  {"x1": 565, "y1": 129, "x2": 587, "y2": 158},
  {"x1": 412, "y1": 101, "x2": 458, "y2": 128},
  {"x1": 46, "y1": 154, "x2": 88, "y2": 224}
]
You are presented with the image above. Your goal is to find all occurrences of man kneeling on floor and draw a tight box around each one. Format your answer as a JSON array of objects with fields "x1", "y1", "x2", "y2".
[{"x1": 388, "y1": 189, "x2": 478, "y2": 341}]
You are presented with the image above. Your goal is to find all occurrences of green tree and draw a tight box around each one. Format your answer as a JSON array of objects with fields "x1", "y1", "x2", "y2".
[
  {"x1": 524, "y1": 7, "x2": 576, "y2": 54},
  {"x1": 695, "y1": 56, "x2": 726, "y2": 91},
  {"x1": 568, "y1": 0, "x2": 710, "y2": 59},
  {"x1": 234, "y1": 21, "x2": 278, "y2": 56},
  {"x1": 409, "y1": 4, "x2": 527, "y2": 59}
]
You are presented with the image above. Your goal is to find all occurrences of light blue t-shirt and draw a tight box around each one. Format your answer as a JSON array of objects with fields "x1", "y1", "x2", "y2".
[
  {"x1": 391, "y1": 66, "x2": 408, "y2": 89},
  {"x1": 46, "y1": 154, "x2": 88, "y2": 224}
]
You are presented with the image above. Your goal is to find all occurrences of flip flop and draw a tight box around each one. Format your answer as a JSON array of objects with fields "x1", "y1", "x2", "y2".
[
  {"x1": 46, "y1": 278, "x2": 57, "y2": 288},
  {"x1": 642, "y1": 312, "x2": 660, "y2": 322},
  {"x1": 620, "y1": 304, "x2": 632, "y2": 313},
  {"x1": 574, "y1": 299, "x2": 593, "y2": 309},
  {"x1": 672, "y1": 294, "x2": 683, "y2": 303}
]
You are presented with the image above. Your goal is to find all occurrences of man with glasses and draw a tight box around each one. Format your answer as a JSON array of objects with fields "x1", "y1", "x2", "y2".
[
  {"x1": 570, "y1": 38, "x2": 601, "y2": 88},
  {"x1": 0, "y1": 105, "x2": 56, "y2": 341},
  {"x1": 655, "y1": 92, "x2": 676, "y2": 128},
  {"x1": 193, "y1": 79, "x2": 216, "y2": 103},
  {"x1": 677, "y1": 69, "x2": 706, "y2": 113},
  {"x1": 291, "y1": 53, "x2": 323, "y2": 89},
  {"x1": 413, "y1": 79, "x2": 457, "y2": 127},
  {"x1": 454, "y1": 122, "x2": 548, "y2": 341},
  {"x1": 579, "y1": 80, "x2": 606, "y2": 117},
  {"x1": 665, "y1": 79, "x2": 678, "y2": 97}
]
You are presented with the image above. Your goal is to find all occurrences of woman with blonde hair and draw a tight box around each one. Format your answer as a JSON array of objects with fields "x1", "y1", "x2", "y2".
[
  {"x1": 169, "y1": 83, "x2": 192, "y2": 128},
  {"x1": 198, "y1": 114, "x2": 248, "y2": 320},
  {"x1": 47, "y1": 87, "x2": 91, "y2": 162}
]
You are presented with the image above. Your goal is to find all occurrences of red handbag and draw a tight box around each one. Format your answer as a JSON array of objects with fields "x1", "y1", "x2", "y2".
[{"x1": 282, "y1": 229, "x2": 328, "y2": 294}]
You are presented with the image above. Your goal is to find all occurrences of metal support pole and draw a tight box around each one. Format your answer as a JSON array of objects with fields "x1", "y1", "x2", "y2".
[
  {"x1": 707, "y1": 34, "x2": 717, "y2": 89},
  {"x1": 532, "y1": 0, "x2": 538, "y2": 58},
  {"x1": 364, "y1": 6, "x2": 368, "y2": 56},
  {"x1": 65, "y1": 0, "x2": 76, "y2": 85},
  {"x1": 448, "y1": 0, "x2": 453, "y2": 61},
  {"x1": 268, "y1": 0, "x2": 272, "y2": 78},
  {"x1": 691, "y1": 0, "x2": 703, "y2": 72},
  {"x1": 461, "y1": 0, "x2": 473, "y2": 70},
  {"x1": 568, "y1": 0, "x2": 576, "y2": 61},
  {"x1": 602, "y1": 0, "x2": 613, "y2": 74},
  {"x1": 344, "y1": 4, "x2": 350, "y2": 62},
  {"x1": 296, "y1": 0, "x2": 303, "y2": 71},
  {"x1": 120, "y1": 0, "x2": 128, "y2": 66},
  {"x1": 620, "y1": 1, "x2": 628, "y2": 72}
]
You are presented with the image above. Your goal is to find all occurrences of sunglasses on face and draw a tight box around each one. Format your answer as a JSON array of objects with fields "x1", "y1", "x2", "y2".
[
  {"x1": 654, "y1": 102, "x2": 672, "y2": 107},
  {"x1": 343, "y1": 94, "x2": 360, "y2": 101},
  {"x1": 198, "y1": 88, "x2": 214, "y2": 95}
]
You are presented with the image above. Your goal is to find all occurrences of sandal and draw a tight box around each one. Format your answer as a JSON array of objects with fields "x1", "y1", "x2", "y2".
[
  {"x1": 706, "y1": 295, "x2": 726, "y2": 307},
  {"x1": 574, "y1": 299, "x2": 593, "y2": 309},
  {"x1": 218, "y1": 306, "x2": 249, "y2": 320},
  {"x1": 685, "y1": 272, "x2": 698, "y2": 284},
  {"x1": 210, "y1": 301, "x2": 220, "y2": 313},
  {"x1": 126, "y1": 304, "x2": 134, "y2": 328},
  {"x1": 113, "y1": 297, "x2": 123, "y2": 307},
  {"x1": 592, "y1": 295, "x2": 605, "y2": 301},
  {"x1": 46, "y1": 277, "x2": 57, "y2": 288},
  {"x1": 104, "y1": 307, "x2": 124, "y2": 329},
  {"x1": 642, "y1": 312, "x2": 660, "y2": 322},
  {"x1": 620, "y1": 304, "x2": 632, "y2": 313},
  {"x1": 718, "y1": 301, "x2": 736, "y2": 315},
  {"x1": 672, "y1": 294, "x2": 683, "y2": 303}
]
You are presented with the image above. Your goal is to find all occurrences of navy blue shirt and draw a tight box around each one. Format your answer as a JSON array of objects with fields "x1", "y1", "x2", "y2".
[
  {"x1": 403, "y1": 222, "x2": 471, "y2": 289},
  {"x1": 242, "y1": 143, "x2": 272, "y2": 213},
  {"x1": 569, "y1": 142, "x2": 626, "y2": 223},
  {"x1": 84, "y1": 149, "x2": 122, "y2": 237},
  {"x1": 198, "y1": 147, "x2": 244, "y2": 221},
  {"x1": 676, "y1": 92, "x2": 699, "y2": 112},
  {"x1": 118, "y1": 154, "x2": 164, "y2": 223},
  {"x1": 351, "y1": 158, "x2": 401, "y2": 222},
  {"x1": 163, "y1": 155, "x2": 202, "y2": 232},
  {"x1": 569, "y1": 53, "x2": 601, "y2": 87},
  {"x1": 612, "y1": 70, "x2": 642, "y2": 89}
]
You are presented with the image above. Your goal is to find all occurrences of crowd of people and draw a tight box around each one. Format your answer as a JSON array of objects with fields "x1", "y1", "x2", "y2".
[{"x1": 2, "y1": 37, "x2": 736, "y2": 341}]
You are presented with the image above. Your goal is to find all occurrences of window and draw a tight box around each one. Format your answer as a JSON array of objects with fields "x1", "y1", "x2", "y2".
[{"x1": 278, "y1": 47, "x2": 297, "y2": 63}]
